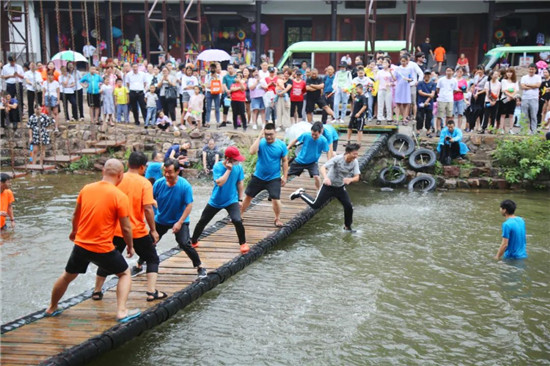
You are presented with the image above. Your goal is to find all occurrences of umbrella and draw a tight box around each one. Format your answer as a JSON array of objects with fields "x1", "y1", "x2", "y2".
[
  {"x1": 251, "y1": 23, "x2": 269, "y2": 36},
  {"x1": 51, "y1": 50, "x2": 88, "y2": 63},
  {"x1": 197, "y1": 49, "x2": 231, "y2": 62},
  {"x1": 536, "y1": 60, "x2": 548, "y2": 69},
  {"x1": 285, "y1": 121, "x2": 312, "y2": 142},
  {"x1": 112, "y1": 26, "x2": 122, "y2": 38}
]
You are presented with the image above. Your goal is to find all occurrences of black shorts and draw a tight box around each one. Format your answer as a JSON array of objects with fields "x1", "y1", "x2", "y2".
[
  {"x1": 245, "y1": 175, "x2": 282, "y2": 200},
  {"x1": 87, "y1": 93, "x2": 100, "y2": 107},
  {"x1": 498, "y1": 99, "x2": 516, "y2": 118},
  {"x1": 97, "y1": 235, "x2": 160, "y2": 276},
  {"x1": 332, "y1": 140, "x2": 338, "y2": 152},
  {"x1": 305, "y1": 96, "x2": 328, "y2": 113},
  {"x1": 288, "y1": 161, "x2": 319, "y2": 177},
  {"x1": 65, "y1": 244, "x2": 128, "y2": 274},
  {"x1": 349, "y1": 116, "x2": 365, "y2": 131}
]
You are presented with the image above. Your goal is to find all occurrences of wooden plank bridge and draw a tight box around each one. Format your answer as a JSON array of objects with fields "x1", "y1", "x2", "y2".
[{"x1": 0, "y1": 134, "x2": 389, "y2": 366}]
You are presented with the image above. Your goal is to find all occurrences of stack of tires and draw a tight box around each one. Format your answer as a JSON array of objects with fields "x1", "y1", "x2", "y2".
[{"x1": 379, "y1": 133, "x2": 437, "y2": 192}]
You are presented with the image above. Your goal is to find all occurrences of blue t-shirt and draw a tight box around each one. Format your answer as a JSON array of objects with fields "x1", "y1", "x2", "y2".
[
  {"x1": 322, "y1": 125, "x2": 339, "y2": 144},
  {"x1": 254, "y1": 138, "x2": 288, "y2": 181},
  {"x1": 153, "y1": 177, "x2": 193, "y2": 225},
  {"x1": 145, "y1": 162, "x2": 163, "y2": 182},
  {"x1": 223, "y1": 74, "x2": 236, "y2": 92},
  {"x1": 502, "y1": 216, "x2": 527, "y2": 259},
  {"x1": 209, "y1": 161, "x2": 244, "y2": 208},
  {"x1": 80, "y1": 73, "x2": 102, "y2": 94},
  {"x1": 295, "y1": 132, "x2": 329, "y2": 165},
  {"x1": 417, "y1": 81, "x2": 436, "y2": 108},
  {"x1": 164, "y1": 144, "x2": 180, "y2": 161},
  {"x1": 323, "y1": 74, "x2": 335, "y2": 94}
]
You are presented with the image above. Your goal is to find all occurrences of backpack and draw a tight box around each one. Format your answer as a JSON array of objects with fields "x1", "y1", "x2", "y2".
[{"x1": 210, "y1": 79, "x2": 222, "y2": 95}]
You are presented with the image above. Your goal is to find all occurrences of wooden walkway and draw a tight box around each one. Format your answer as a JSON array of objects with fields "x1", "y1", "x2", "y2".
[{"x1": 0, "y1": 135, "x2": 383, "y2": 366}]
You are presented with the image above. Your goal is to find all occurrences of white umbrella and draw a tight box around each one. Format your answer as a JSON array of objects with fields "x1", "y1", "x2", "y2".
[
  {"x1": 197, "y1": 49, "x2": 231, "y2": 62},
  {"x1": 51, "y1": 50, "x2": 88, "y2": 63},
  {"x1": 285, "y1": 121, "x2": 312, "y2": 142}
]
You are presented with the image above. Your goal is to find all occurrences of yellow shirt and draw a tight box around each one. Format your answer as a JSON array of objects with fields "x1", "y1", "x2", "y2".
[
  {"x1": 113, "y1": 86, "x2": 129, "y2": 105},
  {"x1": 366, "y1": 68, "x2": 379, "y2": 97}
]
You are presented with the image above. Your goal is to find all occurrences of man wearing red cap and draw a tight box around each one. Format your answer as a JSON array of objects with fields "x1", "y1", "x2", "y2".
[{"x1": 191, "y1": 146, "x2": 250, "y2": 254}]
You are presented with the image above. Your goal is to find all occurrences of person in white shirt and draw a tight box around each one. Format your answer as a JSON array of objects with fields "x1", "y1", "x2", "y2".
[
  {"x1": 498, "y1": 68, "x2": 519, "y2": 134},
  {"x1": 408, "y1": 53, "x2": 425, "y2": 120},
  {"x1": 82, "y1": 42, "x2": 96, "y2": 64},
  {"x1": 520, "y1": 64, "x2": 542, "y2": 134},
  {"x1": 180, "y1": 64, "x2": 199, "y2": 124},
  {"x1": 436, "y1": 67, "x2": 458, "y2": 135},
  {"x1": 24, "y1": 62, "x2": 43, "y2": 119},
  {"x1": 42, "y1": 72, "x2": 60, "y2": 131},
  {"x1": 481, "y1": 70, "x2": 502, "y2": 133},
  {"x1": 59, "y1": 66, "x2": 77, "y2": 122},
  {"x1": 124, "y1": 63, "x2": 148, "y2": 125},
  {"x1": 374, "y1": 58, "x2": 396, "y2": 123},
  {"x1": 2, "y1": 56, "x2": 25, "y2": 116},
  {"x1": 333, "y1": 63, "x2": 353, "y2": 123},
  {"x1": 258, "y1": 62, "x2": 270, "y2": 83},
  {"x1": 351, "y1": 66, "x2": 374, "y2": 120}
]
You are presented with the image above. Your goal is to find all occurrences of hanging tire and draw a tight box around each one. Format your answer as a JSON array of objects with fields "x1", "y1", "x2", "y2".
[
  {"x1": 408, "y1": 148, "x2": 437, "y2": 171},
  {"x1": 387, "y1": 133, "x2": 415, "y2": 158},
  {"x1": 408, "y1": 175, "x2": 437, "y2": 192},
  {"x1": 379, "y1": 166, "x2": 407, "y2": 186}
]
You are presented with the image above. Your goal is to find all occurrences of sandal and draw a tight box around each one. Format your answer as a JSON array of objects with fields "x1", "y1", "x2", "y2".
[
  {"x1": 376, "y1": 120, "x2": 381, "y2": 125},
  {"x1": 92, "y1": 291, "x2": 103, "y2": 301},
  {"x1": 274, "y1": 219, "x2": 284, "y2": 228},
  {"x1": 146, "y1": 290, "x2": 168, "y2": 302}
]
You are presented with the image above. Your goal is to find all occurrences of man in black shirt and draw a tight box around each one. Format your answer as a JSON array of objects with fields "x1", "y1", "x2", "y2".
[
  {"x1": 346, "y1": 84, "x2": 368, "y2": 145},
  {"x1": 305, "y1": 68, "x2": 334, "y2": 122},
  {"x1": 416, "y1": 37, "x2": 433, "y2": 68}
]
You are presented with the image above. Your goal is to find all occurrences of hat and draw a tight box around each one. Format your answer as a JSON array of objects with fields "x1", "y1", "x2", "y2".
[
  {"x1": 225, "y1": 146, "x2": 245, "y2": 162},
  {"x1": 268, "y1": 66, "x2": 275, "y2": 72}
]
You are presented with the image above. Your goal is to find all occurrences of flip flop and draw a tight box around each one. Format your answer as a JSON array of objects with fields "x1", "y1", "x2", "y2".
[
  {"x1": 91, "y1": 291, "x2": 103, "y2": 301},
  {"x1": 274, "y1": 219, "x2": 284, "y2": 228},
  {"x1": 44, "y1": 309, "x2": 63, "y2": 317},
  {"x1": 116, "y1": 309, "x2": 141, "y2": 323},
  {"x1": 146, "y1": 290, "x2": 168, "y2": 302}
]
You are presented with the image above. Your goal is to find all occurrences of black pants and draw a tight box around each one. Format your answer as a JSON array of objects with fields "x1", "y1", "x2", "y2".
[
  {"x1": 129, "y1": 90, "x2": 146, "y2": 125},
  {"x1": 482, "y1": 104, "x2": 498, "y2": 130},
  {"x1": 439, "y1": 141, "x2": 460, "y2": 165},
  {"x1": 27, "y1": 90, "x2": 42, "y2": 118},
  {"x1": 61, "y1": 93, "x2": 77, "y2": 120},
  {"x1": 75, "y1": 89, "x2": 85, "y2": 118},
  {"x1": 160, "y1": 96, "x2": 177, "y2": 122},
  {"x1": 97, "y1": 235, "x2": 160, "y2": 277},
  {"x1": 6, "y1": 82, "x2": 23, "y2": 117},
  {"x1": 300, "y1": 185, "x2": 353, "y2": 229},
  {"x1": 191, "y1": 203, "x2": 246, "y2": 245},
  {"x1": 290, "y1": 101, "x2": 303, "y2": 119},
  {"x1": 322, "y1": 94, "x2": 334, "y2": 123},
  {"x1": 416, "y1": 107, "x2": 433, "y2": 131},
  {"x1": 156, "y1": 222, "x2": 202, "y2": 267},
  {"x1": 231, "y1": 101, "x2": 247, "y2": 129}
]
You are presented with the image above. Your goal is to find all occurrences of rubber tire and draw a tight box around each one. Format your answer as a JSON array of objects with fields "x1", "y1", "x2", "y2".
[
  {"x1": 379, "y1": 166, "x2": 407, "y2": 186},
  {"x1": 408, "y1": 148, "x2": 437, "y2": 171},
  {"x1": 408, "y1": 175, "x2": 437, "y2": 192},
  {"x1": 387, "y1": 133, "x2": 415, "y2": 158}
]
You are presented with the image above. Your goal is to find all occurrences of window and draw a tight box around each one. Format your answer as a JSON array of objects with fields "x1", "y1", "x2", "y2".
[{"x1": 285, "y1": 20, "x2": 312, "y2": 49}]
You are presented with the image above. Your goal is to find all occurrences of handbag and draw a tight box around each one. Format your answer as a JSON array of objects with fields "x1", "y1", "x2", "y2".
[
  {"x1": 224, "y1": 96, "x2": 232, "y2": 107},
  {"x1": 164, "y1": 85, "x2": 178, "y2": 100}
]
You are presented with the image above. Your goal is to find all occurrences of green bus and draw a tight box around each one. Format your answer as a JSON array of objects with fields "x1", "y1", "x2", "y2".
[
  {"x1": 482, "y1": 45, "x2": 550, "y2": 71},
  {"x1": 276, "y1": 40, "x2": 407, "y2": 69}
]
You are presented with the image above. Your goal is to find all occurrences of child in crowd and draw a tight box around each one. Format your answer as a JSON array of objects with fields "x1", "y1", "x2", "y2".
[
  {"x1": 185, "y1": 86, "x2": 205, "y2": 129},
  {"x1": 230, "y1": 72, "x2": 248, "y2": 130},
  {"x1": 202, "y1": 138, "x2": 220, "y2": 175},
  {"x1": 156, "y1": 110, "x2": 172, "y2": 131},
  {"x1": 27, "y1": 104, "x2": 54, "y2": 166},
  {"x1": 352, "y1": 66, "x2": 374, "y2": 120},
  {"x1": 346, "y1": 84, "x2": 368, "y2": 144},
  {"x1": 113, "y1": 78, "x2": 129, "y2": 123},
  {"x1": 145, "y1": 85, "x2": 159, "y2": 129},
  {"x1": 0, "y1": 93, "x2": 20, "y2": 129},
  {"x1": 289, "y1": 69, "x2": 306, "y2": 124},
  {"x1": 42, "y1": 73, "x2": 60, "y2": 131},
  {"x1": 100, "y1": 76, "x2": 115, "y2": 126},
  {"x1": 145, "y1": 151, "x2": 164, "y2": 185}
]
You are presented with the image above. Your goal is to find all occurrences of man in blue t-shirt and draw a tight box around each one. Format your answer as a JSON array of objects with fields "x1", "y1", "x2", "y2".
[
  {"x1": 495, "y1": 199, "x2": 527, "y2": 260},
  {"x1": 287, "y1": 122, "x2": 329, "y2": 190},
  {"x1": 153, "y1": 159, "x2": 206, "y2": 278},
  {"x1": 416, "y1": 70, "x2": 436, "y2": 137},
  {"x1": 322, "y1": 123, "x2": 339, "y2": 157},
  {"x1": 241, "y1": 123, "x2": 289, "y2": 228},
  {"x1": 191, "y1": 146, "x2": 250, "y2": 254}
]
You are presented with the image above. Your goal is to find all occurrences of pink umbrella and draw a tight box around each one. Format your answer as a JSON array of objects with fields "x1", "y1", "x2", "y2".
[
  {"x1": 536, "y1": 60, "x2": 548, "y2": 69},
  {"x1": 197, "y1": 49, "x2": 231, "y2": 62}
]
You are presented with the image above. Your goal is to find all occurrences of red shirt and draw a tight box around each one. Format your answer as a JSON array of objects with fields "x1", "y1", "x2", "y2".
[
  {"x1": 290, "y1": 79, "x2": 306, "y2": 102},
  {"x1": 230, "y1": 82, "x2": 246, "y2": 102},
  {"x1": 265, "y1": 76, "x2": 278, "y2": 93}
]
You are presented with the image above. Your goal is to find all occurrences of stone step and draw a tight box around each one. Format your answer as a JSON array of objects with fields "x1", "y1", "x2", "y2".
[
  {"x1": 94, "y1": 140, "x2": 126, "y2": 148},
  {"x1": 0, "y1": 171, "x2": 28, "y2": 178},
  {"x1": 14, "y1": 164, "x2": 56, "y2": 171},
  {"x1": 76, "y1": 148, "x2": 107, "y2": 155},
  {"x1": 43, "y1": 155, "x2": 81, "y2": 164}
]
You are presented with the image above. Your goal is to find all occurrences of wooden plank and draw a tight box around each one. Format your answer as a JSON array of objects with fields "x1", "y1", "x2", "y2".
[
  {"x1": 13, "y1": 164, "x2": 56, "y2": 171},
  {"x1": 0, "y1": 171, "x2": 27, "y2": 178},
  {"x1": 76, "y1": 148, "x2": 107, "y2": 155},
  {"x1": 43, "y1": 155, "x2": 82, "y2": 163},
  {"x1": 93, "y1": 140, "x2": 126, "y2": 148}
]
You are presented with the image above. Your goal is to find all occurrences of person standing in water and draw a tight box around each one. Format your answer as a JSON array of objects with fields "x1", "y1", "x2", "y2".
[{"x1": 494, "y1": 199, "x2": 527, "y2": 260}]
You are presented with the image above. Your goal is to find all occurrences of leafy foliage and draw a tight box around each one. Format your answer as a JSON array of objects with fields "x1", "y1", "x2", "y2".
[
  {"x1": 493, "y1": 136, "x2": 550, "y2": 184},
  {"x1": 68, "y1": 155, "x2": 94, "y2": 171}
]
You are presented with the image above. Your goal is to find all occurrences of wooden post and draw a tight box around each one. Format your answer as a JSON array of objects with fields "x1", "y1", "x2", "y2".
[
  {"x1": 330, "y1": 0, "x2": 337, "y2": 66},
  {"x1": 197, "y1": 0, "x2": 202, "y2": 53},
  {"x1": 144, "y1": 0, "x2": 150, "y2": 60},
  {"x1": 255, "y1": 0, "x2": 261, "y2": 66},
  {"x1": 23, "y1": 0, "x2": 30, "y2": 61},
  {"x1": 180, "y1": 0, "x2": 186, "y2": 61},
  {"x1": 162, "y1": 0, "x2": 168, "y2": 58}
]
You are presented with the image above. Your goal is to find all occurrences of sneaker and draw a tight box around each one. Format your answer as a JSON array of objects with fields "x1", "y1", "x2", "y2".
[
  {"x1": 79, "y1": 117, "x2": 84, "y2": 121},
  {"x1": 435, "y1": 130, "x2": 440, "y2": 137},
  {"x1": 509, "y1": 130, "x2": 515, "y2": 135},
  {"x1": 240, "y1": 243, "x2": 250, "y2": 254},
  {"x1": 289, "y1": 188, "x2": 305, "y2": 200},
  {"x1": 252, "y1": 124, "x2": 258, "y2": 130},
  {"x1": 197, "y1": 267, "x2": 207, "y2": 279},
  {"x1": 173, "y1": 125, "x2": 179, "y2": 131},
  {"x1": 191, "y1": 241, "x2": 199, "y2": 248},
  {"x1": 276, "y1": 127, "x2": 281, "y2": 132},
  {"x1": 54, "y1": 127, "x2": 59, "y2": 133},
  {"x1": 343, "y1": 226, "x2": 357, "y2": 233},
  {"x1": 220, "y1": 122, "x2": 227, "y2": 127}
]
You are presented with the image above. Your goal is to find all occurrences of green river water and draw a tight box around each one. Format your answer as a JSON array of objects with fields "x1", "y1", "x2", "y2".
[{"x1": 1, "y1": 174, "x2": 549, "y2": 365}]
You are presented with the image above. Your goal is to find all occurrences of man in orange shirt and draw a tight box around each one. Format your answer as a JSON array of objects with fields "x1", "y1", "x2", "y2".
[
  {"x1": 0, "y1": 173, "x2": 15, "y2": 231},
  {"x1": 45, "y1": 159, "x2": 140, "y2": 322},
  {"x1": 92, "y1": 152, "x2": 167, "y2": 302},
  {"x1": 434, "y1": 44, "x2": 446, "y2": 73}
]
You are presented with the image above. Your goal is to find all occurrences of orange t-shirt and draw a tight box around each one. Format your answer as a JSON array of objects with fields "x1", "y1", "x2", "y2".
[
  {"x1": 74, "y1": 181, "x2": 130, "y2": 253},
  {"x1": 114, "y1": 172, "x2": 155, "y2": 239},
  {"x1": 434, "y1": 47, "x2": 446, "y2": 62},
  {"x1": 0, "y1": 189, "x2": 15, "y2": 228},
  {"x1": 40, "y1": 69, "x2": 60, "y2": 81}
]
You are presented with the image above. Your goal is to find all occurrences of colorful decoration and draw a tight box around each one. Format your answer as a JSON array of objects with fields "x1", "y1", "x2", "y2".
[
  {"x1": 494, "y1": 30, "x2": 504, "y2": 40},
  {"x1": 222, "y1": 31, "x2": 229, "y2": 39},
  {"x1": 244, "y1": 38, "x2": 252, "y2": 49},
  {"x1": 237, "y1": 30, "x2": 246, "y2": 41},
  {"x1": 251, "y1": 23, "x2": 269, "y2": 36}
]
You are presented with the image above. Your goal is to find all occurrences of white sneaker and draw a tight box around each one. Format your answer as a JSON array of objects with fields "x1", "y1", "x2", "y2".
[
  {"x1": 252, "y1": 124, "x2": 257, "y2": 130},
  {"x1": 173, "y1": 125, "x2": 179, "y2": 131},
  {"x1": 289, "y1": 188, "x2": 305, "y2": 200},
  {"x1": 276, "y1": 127, "x2": 281, "y2": 132}
]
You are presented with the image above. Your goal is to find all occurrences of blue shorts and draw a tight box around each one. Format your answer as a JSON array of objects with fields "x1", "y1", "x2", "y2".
[
  {"x1": 453, "y1": 99, "x2": 466, "y2": 116},
  {"x1": 45, "y1": 95, "x2": 58, "y2": 107},
  {"x1": 251, "y1": 97, "x2": 265, "y2": 110}
]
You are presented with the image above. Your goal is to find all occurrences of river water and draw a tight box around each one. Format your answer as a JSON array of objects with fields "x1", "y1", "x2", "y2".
[{"x1": 2, "y1": 175, "x2": 549, "y2": 365}]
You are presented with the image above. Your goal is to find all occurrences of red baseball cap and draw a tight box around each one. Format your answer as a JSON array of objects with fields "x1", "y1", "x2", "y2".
[{"x1": 224, "y1": 146, "x2": 245, "y2": 162}]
